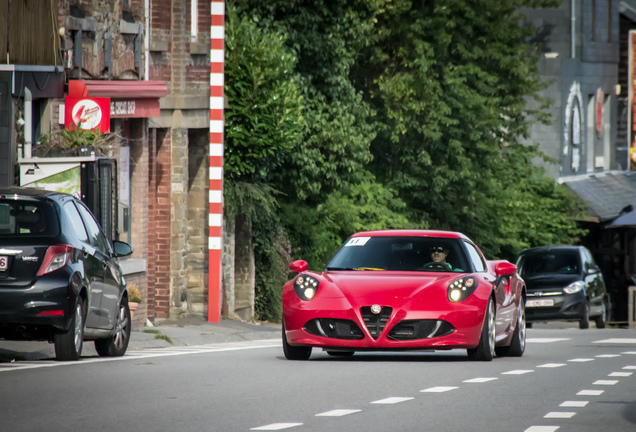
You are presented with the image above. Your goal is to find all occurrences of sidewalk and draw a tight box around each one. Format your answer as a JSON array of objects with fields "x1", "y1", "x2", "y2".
[
  {"x1": 0, "y1": 318, "x2": 282, "y2": 361},
  {"x1": 128, "y1": 317, "x2": 282, "y2": 351}
]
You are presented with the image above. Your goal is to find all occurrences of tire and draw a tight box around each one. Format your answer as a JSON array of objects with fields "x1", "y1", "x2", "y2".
[
  {"x1": 526, "y1": 322, "x2": 533, "y2": 329},
  {"x1": 327, "y1": 351, "x2": 355, "y2": 357},
  {"x1": 467, "y1": 297, "x2": 496, "y2": 361},
  {"x1": 95, "y1": 299, "x2": 131, "y2": 357},
  {"x1": 54, "y1": 298, "x2": 84, "y2": 361},
  {"x1": 579, "y1": 302, "x2": 590, "y2": 329},
  {"x1": 282, "y1": 322, "x2": 312, "y2": 360},
  {"x1": 495, "y1": 299, "x2": 526, "y2": 357},
  {"x1": 594, "y1": 301, "x2": 606, "y2": 329}
]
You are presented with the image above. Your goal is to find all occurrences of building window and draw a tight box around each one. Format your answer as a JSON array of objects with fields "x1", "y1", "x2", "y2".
[
  {"x1": 191, "y1": 0, "x2": 198, "y2": 42},
  {"x1": 607, "y1": 0, "x2": 611, "y2": 42}
]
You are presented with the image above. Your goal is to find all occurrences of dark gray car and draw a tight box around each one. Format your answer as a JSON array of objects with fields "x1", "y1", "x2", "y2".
[
  {"x1": 515, "y1": 245, "x2": 607, "y2": 329},
  {"x1": 0, "y1": 187, "x2": 134, "y2": 360}
]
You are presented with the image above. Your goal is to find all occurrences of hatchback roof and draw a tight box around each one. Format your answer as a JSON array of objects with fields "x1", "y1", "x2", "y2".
[
  {"x1": 519, "y1": 245, "x2": 582, "y2": 254},
  {"x1": 0, "y1": 187, "x2": 66, "y2": 199}
]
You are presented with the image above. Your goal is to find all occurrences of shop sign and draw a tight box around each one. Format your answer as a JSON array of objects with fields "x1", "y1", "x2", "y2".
[
  {"x1": 64, "y1": 97, "x2": 110, "y2": 133},
  {"x1": 110, "y1": 98, "x2": 160, "y2": 118}
]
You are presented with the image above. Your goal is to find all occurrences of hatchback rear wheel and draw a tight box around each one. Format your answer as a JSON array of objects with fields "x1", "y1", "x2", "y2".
[
  {"x1": 95, "y1": 299, "x2": 131, "y2": 357},
  {"x1": 54, "y1": 298, "x2": 84, "y2": 361}
]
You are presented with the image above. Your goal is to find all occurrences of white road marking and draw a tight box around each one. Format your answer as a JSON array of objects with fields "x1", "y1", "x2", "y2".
[
  {"x1": 608, "y1": 372, "x2": 632, "y2": 377},
  {"x1": 596, "y1": 354, "x2": 620, "y2": 358},
  {"x1": 577, "y1": 390, "x2": 604, "y2": 396},
  {"x1": 593, "y1": 339, "x2": 636, "y2": 344},
  {"x1": 420, "y1": 386, "x2": 458, "y2": 393},
  {"x1": 623, "y1": 351, "x2": 636, "y2": 355},
  {"x1": 463, "y1": 377, "x2": 498, "y2": 383},
  {"x1": 568, "y1": 358, "x2": 594, "y2": 362},
  {"x1": 0, "y1": 340, "x2": 282, "y2": 373},
  {"x1": 560, "y1": 401, "x2": 588, "y2": 407},
  {"x1": 593, "y1": 380, "x2": 618, "y2": 385},
  {"x1": 371, "y1": 397, "x2": 414, "y2": 404},
  {"x1": 527, "y1": 338, "x2": 570, "y2": 343},
  {"x1": 524, "y1": 426, "x2": 559, "y2": 432},
  {"x1": 316, "y1": 409, "x2": 361, "y2": 417},
  {"x1": 250, "y1": 423, "x2": 302, "y2": 430},
  {"x1": 544, "y1": 412, "x2": 576, "y2": 419},
  {"x1": 537, "y1": 363, "x2": 566, "y2": 368},
  {"x1": 502, "y1": 369, "x2": 534, "y2": 375},
  {"x1": 623, "y1": 366, "x2": 636, "y2": 370}
]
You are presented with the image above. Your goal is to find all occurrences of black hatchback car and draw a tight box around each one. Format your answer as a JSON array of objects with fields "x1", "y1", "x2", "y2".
[
  {"x1": 515, "y1": 246, "x2": 608, "y2": 329},
  {"x1": 0, "y1": 187, "x2": 134, "y2": 360}
]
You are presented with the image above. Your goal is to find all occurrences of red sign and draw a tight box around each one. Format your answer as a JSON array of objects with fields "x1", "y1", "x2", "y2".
[{"x1": 64, "y1": 97, "x2": 110, "y2": 132}]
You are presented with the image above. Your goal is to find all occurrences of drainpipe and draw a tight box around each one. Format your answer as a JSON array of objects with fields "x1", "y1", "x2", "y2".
[
  {"x1": 24, "y1": 87, "x2": 32, "y2": 158},
  {"x1": 571, "y1": 0, "x2": 576, "y2": 58},
  {"x1": 144, "y1": 0, "x2": 150, "y2": 80}
]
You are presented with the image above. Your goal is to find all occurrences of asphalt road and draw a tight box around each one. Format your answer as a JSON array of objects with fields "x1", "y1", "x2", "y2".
[{"x1": 0, "y1": 324, "x2": 635, "y2": 432}]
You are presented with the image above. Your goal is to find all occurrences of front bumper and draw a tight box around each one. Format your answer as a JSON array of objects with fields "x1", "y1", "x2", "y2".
[
  {"x1": 283, "y1": 289, "x2": 489, "y2": 351},
  {"x1": 525, "y1": 291, "x2": 585, "y2": 322}
]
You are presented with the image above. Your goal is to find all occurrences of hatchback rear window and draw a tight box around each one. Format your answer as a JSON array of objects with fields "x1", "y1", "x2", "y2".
[{"x1": 0, "y1": 201, "x2": 59, "y2": 236}]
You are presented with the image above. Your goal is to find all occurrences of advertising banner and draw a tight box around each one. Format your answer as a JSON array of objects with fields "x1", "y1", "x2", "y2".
[{"x1": 64, "y1": 96, "x2": 110, "y2": 133}]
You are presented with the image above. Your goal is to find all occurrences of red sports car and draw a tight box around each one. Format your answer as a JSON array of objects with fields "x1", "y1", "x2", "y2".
[{"x1": 282, "y1": 230, "x2": 526, "y2": 361}]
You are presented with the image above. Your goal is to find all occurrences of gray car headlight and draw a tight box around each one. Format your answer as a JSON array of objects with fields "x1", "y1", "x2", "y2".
[{"x1": 563, "y1": 281, "x2": 584, "y2": 294}]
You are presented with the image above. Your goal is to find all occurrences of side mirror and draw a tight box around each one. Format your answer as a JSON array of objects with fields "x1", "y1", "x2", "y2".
[
  {"x1": 495, "y1": 262, "x2": 517, "y2": 276},
  {"x1": 289, "y1": 260, "x2": 308, "y2": 273},
  {"x1": 113, "y1": 240, "x2": 134, "y2": 257}
]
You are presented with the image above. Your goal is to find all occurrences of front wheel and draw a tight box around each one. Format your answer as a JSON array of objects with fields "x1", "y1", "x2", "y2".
[
  {"x1": 282, "y1": 322, "x2": 312, "y2": 360},
  {"x1": 467, "y1": 297, "x2": 495, "y2": 361},
  {"x1": 54, "y1": 298, "x2": 84, "y2": 361},
  {"x1": 95, "y1": 299, "x2": 131, "y2": 357},
  {"x1": 594, "y1": 301, "x2": 606, "y2": 329}
]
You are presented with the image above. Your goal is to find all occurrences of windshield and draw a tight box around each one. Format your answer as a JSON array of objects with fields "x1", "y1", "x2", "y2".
[
  {"x1": 517, "y1": 251, "x2": 580, "y2": 276},
  {"x1": 326, "y1": 236, "x2": 469, "y2": 272}
]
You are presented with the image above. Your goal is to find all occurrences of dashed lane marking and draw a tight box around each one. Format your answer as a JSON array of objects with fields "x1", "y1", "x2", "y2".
[
  {"x1": 623, "y1": 366, "x2": 636, "y2": 369},
  {"x1": 537, "y1": 363, "x2": 566, "y2": 368},
  {"x1": 315, "y1": 409, "x2": 361, "y2": 417},
  {"x1": 463, "y1": 377, "x2": 498, "y2": 383},
  {"x1": 544, "y1": 412, "x2": 576, "y2": 419},
  {"x1": 250, "y1": 423, "x2": 302, "y2": 430},
  {"x1": 420, "y1": 386, "x2": 458, "y2": 393},
  {"x1": 593, "y1": 339, "x2": 636, "y2": 344},
  {"x1": 524, "y1": 426, "x2": 559, "y2": 432},
  {"x1": 592, "y1": 380, "x2": 619, "y2": 385},
  {"x1": 608, "y1": 372, "x2": 632, "y2": 377},
  {"x1": 502, "y1": 369, "x2": 534, "y2": 375},
  {"x1": 560, "y1": 401, "x2": 588, "y2": 408},
  {"x1": 527, "y1": 338, "x2": 570, "y2": 343},
  {"x1": 371, "y1": 397, "x2": 414, "y2": 404},
  {"x1": 567, "y1": 358, "x2": 594, "y2": 362},
  {"x1": 577, "y1": 390, "x2": 604, "y2": 396},
  {"x1": 596, "y1": 354, "x2": 620, "y2": 358},
  {"x1": 622, "y1": 351, "x2": 636, "y2": 354}
]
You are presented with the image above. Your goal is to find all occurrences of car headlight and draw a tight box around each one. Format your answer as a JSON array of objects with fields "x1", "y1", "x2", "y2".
[
  {"x1": 294, "y1": 274, "x2": 319, "y2": 300},
  {"x1": 563, "y1": 281, "x2": 584, "y2": 294},
  {"x1": 447, "y1": 276, "x2": 478, "y2": 302}
]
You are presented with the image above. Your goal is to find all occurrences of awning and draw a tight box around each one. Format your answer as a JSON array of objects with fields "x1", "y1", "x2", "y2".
[
  {"x1": 559, "y1": 172, "x2": 636, "y2": 223},
  {"x1": 68, "y1": 80, "x2": 168, "y2": 118}
]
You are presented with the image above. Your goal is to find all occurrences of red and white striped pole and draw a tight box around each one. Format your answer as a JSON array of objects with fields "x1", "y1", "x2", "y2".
[{"x1": 208, "y1": 0, "x2": 225, "y2": 322}]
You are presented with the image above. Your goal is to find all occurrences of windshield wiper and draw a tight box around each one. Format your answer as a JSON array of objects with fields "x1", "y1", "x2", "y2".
[{"x1": 325, "y1": 267, "x2": 355, "y2": 271}]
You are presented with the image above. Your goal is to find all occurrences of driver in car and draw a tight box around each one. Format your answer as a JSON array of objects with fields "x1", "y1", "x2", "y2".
[{"x1": 421, "y1": 245, "x2": 453, "y2": 271}]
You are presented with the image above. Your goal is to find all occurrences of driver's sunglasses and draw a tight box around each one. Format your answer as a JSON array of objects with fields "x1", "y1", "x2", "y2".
[{"x1": 430, "y1": 246, "x2": 445, "y2": 253}]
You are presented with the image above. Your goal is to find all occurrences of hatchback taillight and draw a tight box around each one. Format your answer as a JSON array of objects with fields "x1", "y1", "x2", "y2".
[{"x1": 36, "y1": 244, "x2": 73, "y2": 276}]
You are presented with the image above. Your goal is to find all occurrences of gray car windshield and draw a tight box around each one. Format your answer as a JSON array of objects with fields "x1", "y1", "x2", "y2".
[
  {"x1": 518, "y1": 251, "x2": 580, "y2": 276},
  {"x1": 326, "y1": 236, "x2": 469, "y2": 272}
]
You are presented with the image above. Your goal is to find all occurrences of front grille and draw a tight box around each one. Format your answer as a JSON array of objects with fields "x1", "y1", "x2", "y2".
[
  {"x1": 360, "y1": 306, "x2": 392, "y2": 340},
  {"x1": 387, "y1": 320, "x2": 455, "y2": 341},
  {"x1": 304, "y1": 319, "x2": 364, "y2": 340}
]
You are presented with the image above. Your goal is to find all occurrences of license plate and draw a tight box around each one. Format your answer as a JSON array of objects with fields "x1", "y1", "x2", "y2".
[
  {"x1": 0, "y1": 256, "x2": 7, "y2": 271},
  {"x1": 526, "y1": 299, "x2": 554, "y2": 307}
]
